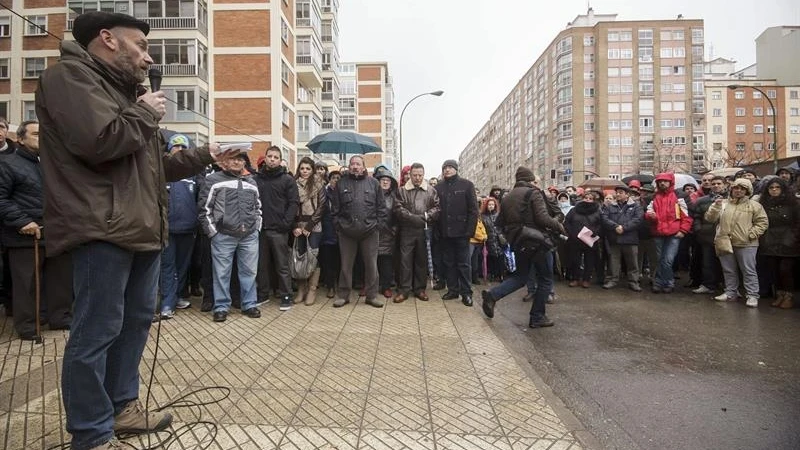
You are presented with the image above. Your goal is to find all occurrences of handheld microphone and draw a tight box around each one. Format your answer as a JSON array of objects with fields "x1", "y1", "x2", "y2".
[{"x1": 148, "y1": 68, "x2": 162, "y2": 92}]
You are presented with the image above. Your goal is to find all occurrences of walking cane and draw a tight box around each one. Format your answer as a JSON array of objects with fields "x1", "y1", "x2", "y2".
[{"x1": 33, "y1": 235, "x2": 43, "y2": 344}]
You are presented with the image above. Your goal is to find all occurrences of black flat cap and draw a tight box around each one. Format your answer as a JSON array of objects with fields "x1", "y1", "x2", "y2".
[{"x1": 72, "y1": 11, "x2": 150, "y2": 48}]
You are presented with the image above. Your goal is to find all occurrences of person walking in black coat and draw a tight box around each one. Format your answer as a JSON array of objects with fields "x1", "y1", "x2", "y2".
[
  {"x1": 0, "y1": 121, "x2": 72, "y2": 339},
  {"x1": 563, "y1": 192, "x2": 603, "y2": 288},
  {"x1": 434, "y1": 159, "x2": 479, "y2": 306}
]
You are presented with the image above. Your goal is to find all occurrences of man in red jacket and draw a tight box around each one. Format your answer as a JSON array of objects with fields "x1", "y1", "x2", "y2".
[{"x1": 645, "y1": 173, "x2": 693, "y2": 293}]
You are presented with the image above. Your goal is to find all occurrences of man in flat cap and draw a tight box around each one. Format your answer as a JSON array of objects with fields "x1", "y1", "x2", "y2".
[
  {"x1": 434, "y1": 159, "x2": 478, "y2": 306},
  {"x1": 35, "y1": 11, "x2": 237, "y2": 450}
]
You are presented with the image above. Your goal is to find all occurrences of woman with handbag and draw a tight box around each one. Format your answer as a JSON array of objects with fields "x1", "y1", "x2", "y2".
[
  {"x1": 293, "y1": 157, "x2": 326, "y2": 305},
  {"x1": 704, "y1": 178, "x2": 769, "y2": 307},
  {"x1": 482, "y1": 198, "x2": 506, "y2": 282},
  {"x1": 757, "y1": 177, "x2": 799, "y2": 308}
]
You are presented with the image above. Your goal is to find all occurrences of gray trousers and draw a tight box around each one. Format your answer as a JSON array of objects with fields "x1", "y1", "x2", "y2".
[
  {"x1": 256, "y1": 230, "x2": 292, "y2": 298},
  {"x1": 606, "y1": 243, "x2": 640, "y2": 284},
  {"x1": 338, "y1": 231, "x2": 379, "y2": 301},
  {"x1": 719, "y1": 246, "x2": 759, "y2": 298},
  {"x1": 398, "y1": 229, "x2": 428, "y2": 295}
]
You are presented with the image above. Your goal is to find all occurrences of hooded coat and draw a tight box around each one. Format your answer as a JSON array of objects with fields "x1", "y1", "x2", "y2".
[
  {"x1": 757, "y1": 179, "x2": 800, "y2": 257},
  {"x1": 645, "y1": 173, "x2": 693, "y2": 237},
  {"x1": 35, "y1": 41, "x2": 213, "y2": 255},
  {"x1": 564, "y1": 200, "x2": 603, "y2": 241},
  {"x1": 704, "y1": 178, "x2": 769, "y2": 248},
  {"x1": 375, "y1": 168, "x2": 398, "y2": 255}
]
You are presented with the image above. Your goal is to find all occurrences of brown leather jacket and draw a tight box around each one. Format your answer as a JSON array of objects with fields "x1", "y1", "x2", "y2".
[{"x1": 35, "y1": 41, "x2": 213, "y2": 255}]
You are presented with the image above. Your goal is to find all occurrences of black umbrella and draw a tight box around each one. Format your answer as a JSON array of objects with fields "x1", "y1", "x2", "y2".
[
  {"x1": 424, "y1": 220, "x2": 435, "y2": 288},
  {"x1": 621, "y1": 174, "x2": 654, "y2": 185},
  {"x1": 307, "y1": 131, "x2": 381, "y2": 155}
]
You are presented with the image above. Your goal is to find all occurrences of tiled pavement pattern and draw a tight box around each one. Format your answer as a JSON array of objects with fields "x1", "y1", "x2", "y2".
[{"x1": 0, "y1": 294, "x2": 584, "y2": 450}]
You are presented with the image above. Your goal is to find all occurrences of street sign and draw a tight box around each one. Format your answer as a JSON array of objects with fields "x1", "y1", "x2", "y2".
[{"x1": 564, "y1": 168, "x2": 572, "y2": 175}]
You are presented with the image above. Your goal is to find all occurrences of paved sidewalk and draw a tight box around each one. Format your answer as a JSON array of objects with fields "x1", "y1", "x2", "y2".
[{"x1": 0, "y1": 292, "x2": 585, "y2": 450}]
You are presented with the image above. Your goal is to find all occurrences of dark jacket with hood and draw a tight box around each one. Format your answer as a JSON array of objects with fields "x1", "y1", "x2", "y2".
[
  {"x1": 496, "y1": 182, "x2": 564, "y2": 250},
  {"x1": 564, "y1": 200, "x2": 603, "y2": 242},
  {"x1": 435, "y1": 174, "x2": 478, "y2": 238},
  {"x1": 601, "y1": 199, "x2": 643, "y2": 245},
  {"x1": 330, "y1": 170, "x2": 387, "y2": 239},
  {"x1": 374, "y1": 167, "x2": 398, "y2": 255},
  {"x1": 0, "y1": 146, "x2": 45, "y2": 247},
  {"x1": 0, "y1": 138, "x2": 17, "y2": 157},
  {"x1": 255, "y1": 165, "x2": 299, "y2": 233},
  {"x1": 166, "y1": 176, "x2": 198, "y2": 234},
  {"x1": 35, "y1": 40, "x2": 213, "y2": 255},
  {"x1": 758, "y1": 179, "x2": 800, "y2": 257}
]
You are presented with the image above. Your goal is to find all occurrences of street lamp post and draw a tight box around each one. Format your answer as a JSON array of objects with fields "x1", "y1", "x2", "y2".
[
  {"x1": 728, "y1": 85, "x2": 779, "y2": 173},
  {"x1": 399, "y1": 90, "x2": 444, "y2": 168}
]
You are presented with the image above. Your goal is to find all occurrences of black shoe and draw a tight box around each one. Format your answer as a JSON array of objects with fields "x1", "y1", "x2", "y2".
[
  {"x1": 651, "y1": 286, "x2": 663, "y2": 294},
  {"x1": 212, "y1": 311, "x2": 228, "y2": 322},
  {"x1": 662, "y1": 287, "x2": 674, "y2": 294},
  {"x1": 481, "y1": 290, "x2": 495, "y2": 319},
  {"x1": 529, "y1": 316, "x2": 554, "y2": 328},
  {"x1": 242, "y1": 307, "x2": 261, "y2": 318},
  {"x1": 441, "y1": 291, "x2": 459, "y2": 300},
  {"x1": 18, "y1": 332, "x2": 38, "y2": 341},
  {"x1": 433, "y1": 282, "x2": 446, "y2": 291},
  {"x1": 50, "y1": 323, "x2": 70, "y2": 331},
  {"x1": 462, "y1": 295, "x2": 473, "y2": 307},
  {"x1": 201, "y1": 300, "x2": 213, "y2": 312}
]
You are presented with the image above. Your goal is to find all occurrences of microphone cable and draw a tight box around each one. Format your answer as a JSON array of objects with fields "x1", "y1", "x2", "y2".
[{"x1": 0, "y1": 5, "x2": 249, "y2": 449}]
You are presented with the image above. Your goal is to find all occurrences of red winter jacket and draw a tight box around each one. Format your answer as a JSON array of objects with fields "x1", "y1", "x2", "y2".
[{"x1": 645, "y1": 173, "x2": 693, "y2": 236}]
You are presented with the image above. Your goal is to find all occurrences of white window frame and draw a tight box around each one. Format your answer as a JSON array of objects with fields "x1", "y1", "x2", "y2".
[
  {"x1": 24, "y1": 15, "x2": 47, "y2": 36},
  {"x1": 24, "y1": 57, "x2": 46, "y2": 79},
  {"x1": 754, "y1": 124, "x2": 764, "y2": 134},
  {"x1": 734, "y1": 91, "x2": 745, "y2": 99},
  {"x1": 735, "y1": 107, "x2": 745, "y2": 117},
  {"x1": 0, "y1": 16, "x2": 10, "y2": 37},
  {"x1": 0, "y1": 58, "x2": 8, "y2": 79},
  {"x1": 735, "y1": 124, "x2": 746, "y2": 134},
  {"x1": 712, "y1": 125, "x2": 722, "y2": 135}
]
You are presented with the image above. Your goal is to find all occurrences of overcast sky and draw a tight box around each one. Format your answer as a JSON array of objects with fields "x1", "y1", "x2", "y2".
[{"x1": 337, "y1": 0, "x2": 799, "y2": 179}]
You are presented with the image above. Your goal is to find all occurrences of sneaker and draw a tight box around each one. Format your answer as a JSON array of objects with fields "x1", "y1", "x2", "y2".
[
  {"x1": 175, "y1": 299, "x2": 191, "y2": 309},
  {"x1": 365, "y1": 297, "x2": 385, "y2": 308},
  {"x1": 602, "y1": 282, "x2": 617, "y2": 290},
  {"x1": 629, "y1": 283, "x2": 642, "y2": 292},
  {"x1": 481, "y1": 290, "x2": 495, "y2": 319},
  {"x1": 113, "y1": 399, "x2": 172, "y2": 435},
  {"x1": 529, "y1": 316, "x2": 555, "y2": 328},
  {"x1": 279, "y1": 296, "x2": 292, "y2": 311},
  {"x1": 243, "y1": 307, "x2": 261, "y2": 318},
  {"x1": 692, "y1": 285, "x2": 714, "y2": 294},
  {"x1": 746, "y1": 296, "x2": 759, "y2": 308},
  {"x1": 547, "y1": 293, "x2": 556, "y2": 304},
  {"x1": 255, "y1": 298, "x2": 271, "y2": 307},
  {"x1": 159, "y1": 309, "x2": 174, "y2": 320},
  {"x1": 714, "y1": 293, "x2": 738, "y2": 302},
  {"x1": 333, "y1": 298, "x2": 350, "y2": 308},
  {"x1": 89, "y1": 438, "x2": 124, "y2": 449}
]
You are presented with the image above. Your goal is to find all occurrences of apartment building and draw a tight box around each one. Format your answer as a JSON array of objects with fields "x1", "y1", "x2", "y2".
[
  {"x1": 706, "y1": 79, "x2": 800, "y2": 168},
  {"x1": 0, "y1": 0, "x2": 299, "y2": 165},
  {"x1": 336, "y1": 60, "x2": 395, "y2": 170},
  {"x1": 459, "y1": 8, "x2": 706, "y2": 193}
]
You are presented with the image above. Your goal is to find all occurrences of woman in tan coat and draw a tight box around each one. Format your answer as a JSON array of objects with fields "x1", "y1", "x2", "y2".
[{"x1": 293, "y1": 157, "x2": 326, "y2": 305}]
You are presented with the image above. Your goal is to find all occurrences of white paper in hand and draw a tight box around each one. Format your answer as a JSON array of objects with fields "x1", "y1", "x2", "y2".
[{"x1": 578, "y1": 226, "x2": 600, "y2": 247}]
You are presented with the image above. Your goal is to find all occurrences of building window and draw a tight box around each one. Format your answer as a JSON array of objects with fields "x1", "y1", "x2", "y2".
[
  {"x1": 23, "y1": 101, "x2": 37, "y2": 121},
  {"x1": 281, "y1": 18, "x2": 289, "y2": 44},
  {"x1": 767, "y1": 89, "x2": 777, "y2": 99},
  {"x1": 735, "y1": 125, "x2": 746, "y2": 134},
  {"x1": 608, "y1": 31, "x2": 619, "y2": 41},
  {"x1": 0, "y1": 58, "x2": 8, "y2": 79},
  {"x1": 0, "y1": 102, "x2": 7, "y2": 119},
  {"x1": 620, "y1": 48, "x2": 632, "y2": 59},
  {"x1": 281, "y1": 61, "x2": 289, "y2": 84},
  {"x1": 584, "y1": 88, "x2": 594, "y2": 98},
  {"x1": 712, "y1": 125, "x2": 722, "y2": 134},
  {"x1": 622, "y1": 137, "x2": 633, "y2": 147},
  {"x1": 608, "y1": 48, "x2": 620, "y2": 59},
  {"x1": 734, "y1": 90, "x2": 745, "y2": 99},
  {"x1": 609, "y1": 138, "x2": 620, "y2": 147},
  {"x1": 24, "y1": 58, "x2": 46, "y2": 78},
  {"x1": 753, "y1": 142, "x2": 763, "y2": 152},
  {"x1": 753, "y1": 107, "x2": 763, "y2": 116},
  {"x1": 639, "y1": 82, "x2": 654, "y2": 96},
  {"x1": 175, "y1": 89, "x2": 194, "y2": 111},
  {"x1": 674, "y1": 118, "x2": 686, "y2": 128},
  {"x1": 790, "y1": 107, "x2": 799, "y2": 117},
  {"x1": 791, "y1": 125, "x2": 800, "y2": 134},
  {"x1": 660, "y1": 47, "x2": 673, "y2": 58},
  {"x1": 712, "y1": 108, "x2": 722, "y2": 117},
  {"x1": 24, "y1": 16, "x2": 47, "y2": 36},
  {"x1": 608, "y1": 103, "x2": 620, "y2": 113},
  {"x1": 584, "y1": 70, "x2": 594, "y2": 80},
  {"x1": 339, "y1": 115, "x2": 355, "y2": 130},
  {"x1": 608, "y1": 120, "x2": 619, "y2": 130},
  {"x1": 584, "y1": 122, "x2": 595, "y2": 131},
  {"x1": 767, "y1": 107, "x2": 775, "y2": 116},
  {"x1": 638, "y1": 29, "x2": 653, "y2": 45},
  {"x1": 585, "y1": 157, "x2": 595, "y2": 166},
  {"x1": 583, "y1": 53, "x2": 594, "y2": 63},
  {"x1": 752, "y1": 91, "x2": 762, "y2": 99},
  {"x1": 584, "y1": 35, "x2": 594, "y2": 46},
  {"x1": 661, "y1": 119, "x2": 673, "y2": 128},
  {"x1": 661, "y1": 102, "x2": 672, "y2": 112},
  {"x1": 735, "y1": 107, "x2": 745, "y2": 117},
  {"x1": 282, "y1": 104, "x2": 290, "y2": 126},
  {"x1": 790, "y1": 90, "x2": 799, "y2": 100},
  {"x1": 0, "y1": 16, "x2": 9, "y2": 37},
  {"x1": 620, "y1": 31, "x2": 632, "y2": 41},
  {"x1": 754, "y1": 124, "x2": 764, "y2": 134},
  {"x1": 792, "y1": 142, "x2": 800, "y2": 151},
  {"x1": 584, "y1": 105, "x2": 595, "y2": 115},
  {"x1": 674, "y1": 47, "x2": 686, "y2": 57},
  {"x1": 735, "y1": 142, "x2": 745, "y2": 152}
]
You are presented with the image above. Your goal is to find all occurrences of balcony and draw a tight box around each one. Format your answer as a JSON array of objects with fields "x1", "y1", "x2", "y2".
[
  {"x1": 150, "y1": 64, "x2": 208, "y2": 81},
  {"x1": 322, "y1": 34, "x2": 333, "y2": 42},
  {"x1": 296, "y1": 55, "x2": 323, "y2": 88},
  {"x1": 296, "y1": 18, "x2": 311, "y2": 27},
  {"x1": 68, "y1": 16, "x2": 205, "y2": 34},
  {"x1": 322, "y1": 122, "x2": 335, "y2": 130},
  {"x1": 298, "y1": 130, "x2": 312, "y2": 142}
]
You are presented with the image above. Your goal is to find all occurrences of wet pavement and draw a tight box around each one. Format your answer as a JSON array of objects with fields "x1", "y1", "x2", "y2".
[
  {"x1": 0, "y1": 290, "x2": 587, "y2": 450},
  {"x1": 488, "y1": 277, "x2": 800, "y2": 450}
]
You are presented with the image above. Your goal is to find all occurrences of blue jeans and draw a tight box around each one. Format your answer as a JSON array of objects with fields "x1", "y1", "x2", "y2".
[
  {"x1": 160, "y1": 232, "x2": 195, "y2": 312},
  {"x1": 62, "y1": 241, "x2": 160, "y2": 450},
  {"x1": 490, "y1": 249, "x2": 552, "y2": 321},
  {"x1": 653, "y1": 236, "x2": 681, "y2": 289},
  {"x1": 211, "y1": 232, "x2": 259, "y2": 312},
  {"x1": 526, "y1": 250, "x2": 555, "y2": 295}
]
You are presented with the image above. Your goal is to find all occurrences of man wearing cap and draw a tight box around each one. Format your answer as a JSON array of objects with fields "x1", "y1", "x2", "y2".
[
  {"x1": 481, "y1": 167, "x2": 565, "y2": 328},
  {"x1": 254, "y1": 146, "x2": 299, "y2": 308},
  {"x1": 158, "y1": 134, "x2": 199, "y2": 319},
  {"x1": 435, "y1": 159, "x2": 479, "y2": 306},
  {"x1": 329, "y1": 155, "x2": 388, "y2": 308},
  {"x1": 35, "y1": 11, "x2": 233, "y2": 450},
  {"x1": 601, "y1": 185, "x2": 643, "y2": 291}
]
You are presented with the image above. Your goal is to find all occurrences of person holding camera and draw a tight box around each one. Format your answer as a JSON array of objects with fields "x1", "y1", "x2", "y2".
[{"x1": 480, "y1": 167, "x2": 565, "y2": 328}]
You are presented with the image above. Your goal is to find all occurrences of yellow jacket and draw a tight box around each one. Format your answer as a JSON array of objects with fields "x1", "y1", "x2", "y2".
[{"x1": 470, "y1": 218, "x2": 487, "y2": 244}]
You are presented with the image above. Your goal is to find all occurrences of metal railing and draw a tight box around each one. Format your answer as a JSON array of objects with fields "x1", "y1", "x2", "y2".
[
  {"x1": 296, "y1": 18, "x2": 311, "y2": 27},
  {"x1": 68, "y1": 16, "x2": 199, "y2": 31}
]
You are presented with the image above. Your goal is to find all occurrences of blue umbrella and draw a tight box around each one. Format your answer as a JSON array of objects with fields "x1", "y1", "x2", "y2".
[{"x1": 307, "y1": 131, "x2": 382, "y2": 155}]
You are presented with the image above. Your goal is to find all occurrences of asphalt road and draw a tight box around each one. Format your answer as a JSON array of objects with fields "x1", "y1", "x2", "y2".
[{"x1": 484, "y1": 277, "x2": 800, "y2": 450}]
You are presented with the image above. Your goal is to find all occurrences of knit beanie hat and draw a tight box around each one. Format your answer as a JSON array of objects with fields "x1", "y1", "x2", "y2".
[
  {"x1": 515, "y1": 166, "x2": 535, "y2": 182},
  {"x1": 442, "y1": 159, "x2": 459, "y2": 171},
  {"x1": 168, "y1": 134, "x2": 190, "y2": 150}
]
